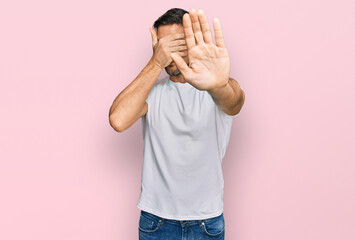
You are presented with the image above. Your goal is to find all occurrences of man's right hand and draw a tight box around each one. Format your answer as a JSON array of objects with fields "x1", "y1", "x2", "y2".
[{"x1": 149, "y1": 28, "x2": 187, "y2": 69}]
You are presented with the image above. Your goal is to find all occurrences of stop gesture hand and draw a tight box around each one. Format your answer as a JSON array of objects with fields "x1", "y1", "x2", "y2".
[{"x1": 170, "y1": 9, "x2": 230, "y2": 91}]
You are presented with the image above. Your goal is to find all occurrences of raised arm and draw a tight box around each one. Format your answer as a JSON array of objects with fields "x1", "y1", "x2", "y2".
[
  {"x1": 108, "y1": 57, "x2": 161, "y2": 132},
  {"x1": 108, "y1": 29, "x2": 187, "y2": 132},
  {"x1": 171, "y1": 9, "x2": 244, "y2": 116}
]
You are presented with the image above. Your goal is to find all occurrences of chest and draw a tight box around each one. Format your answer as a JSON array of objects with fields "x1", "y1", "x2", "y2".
[{"x1": 147, "y1": 89, "x2": 217, "y2": 136}]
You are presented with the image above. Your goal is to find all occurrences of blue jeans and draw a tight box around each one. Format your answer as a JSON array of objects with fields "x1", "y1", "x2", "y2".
[{"x1": 138, "y1": 210, "x2": 225, "y2": 240}]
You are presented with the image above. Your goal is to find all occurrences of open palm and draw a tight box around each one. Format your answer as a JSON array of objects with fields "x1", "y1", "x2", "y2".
[{"x1": 171, "y1": 9, "x2": 230, "y2": 91}]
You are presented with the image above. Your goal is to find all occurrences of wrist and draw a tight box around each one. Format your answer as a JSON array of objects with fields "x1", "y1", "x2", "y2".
[
  {"x1": 150, "y1": 57, "x2": 163, "y2": 70},
  {"x1": 209, "y1": 79, "x2": 230, "y2": 96}
]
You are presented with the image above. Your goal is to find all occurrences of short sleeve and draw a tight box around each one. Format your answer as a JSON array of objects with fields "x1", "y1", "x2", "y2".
[
  {"x1": 216, "y1": 105, "x2": 235, "y2": 120},
  {"x1": 144, "y1": 81, "x2": 162, "y2": 121},
  {"x1": 213, "y1": 103, "x2": 234, "y2": 160},
  {"x1": 145, "y1": 82, "x2": 158, "y2": 105}
]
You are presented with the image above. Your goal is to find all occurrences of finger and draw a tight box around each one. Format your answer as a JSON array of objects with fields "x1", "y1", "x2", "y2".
[
  {"x1": 171, "y1": 52, "x2": 193, "y2": 79},
  {"x1": 169, "y1": 45, "x2": 188, "y2": 52},
  {"x1": 161, "y1": 32, "x2": 185, "y2": 42},
  {"x1": 172, "y1": 51, "x2": 188, "y2": 58},
  {"x1": 182, "y1": 13, "x2": 196, "y2": 49},
  {"x1": 213, "y1": 18, "x2": 226, "y2": 48},
  {"x1": 190, "y1": 9, "x2": 204, "y2": 45},
  {"x1": 167, "y1": 39, "x2": 186, "y2": 47},
  {"x1": 176, "y1": 51, "x2": 188, "y2": 57},
  {"x1": 197, "y1": 9, "x2": 213, "y2": 44},
  {"x1": 149, "y1": 27, "x2": 158, "y2": 48}
]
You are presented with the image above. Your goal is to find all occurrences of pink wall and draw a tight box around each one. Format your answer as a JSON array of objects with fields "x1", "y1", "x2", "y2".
[{"x1": 0, "y1": 0, "x2": 354, "y2": 239}]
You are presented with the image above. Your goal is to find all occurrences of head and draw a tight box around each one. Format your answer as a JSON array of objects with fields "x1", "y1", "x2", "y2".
[{"x1": 153, "y1": 8, "x2": 189, "y2": 77}]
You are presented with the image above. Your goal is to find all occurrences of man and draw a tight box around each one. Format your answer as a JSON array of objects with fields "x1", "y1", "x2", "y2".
[{"x1": 109, "y1": 8, "x2": 245, "y2": 240}]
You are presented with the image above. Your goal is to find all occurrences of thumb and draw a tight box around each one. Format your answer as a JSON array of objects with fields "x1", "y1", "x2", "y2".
[
  {"x1": 149, "y1": 27, "x2": 158, "y2": 49},
  {"x1": 171, "y1": 53, "x2": 193, "y2": 80}
]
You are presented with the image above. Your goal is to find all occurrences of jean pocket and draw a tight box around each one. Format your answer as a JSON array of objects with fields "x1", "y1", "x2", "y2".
[
  {"x1": 138, "y1": 210, "x2": 163, "y2": 233},
  {"x1": 202, "y1": 213, "x2": 225, "y2": 236}
]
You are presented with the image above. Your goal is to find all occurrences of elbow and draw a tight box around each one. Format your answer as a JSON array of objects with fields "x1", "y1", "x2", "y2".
[
  {"x1": 237, "y1": 90, "x2": 245, "y2": 114},
  {"x1": 233, "y1": 89, "x2": 245, "y2": 115},
  {"x1": 109, "y1": 113, "x2": 124, "y2": 133}
]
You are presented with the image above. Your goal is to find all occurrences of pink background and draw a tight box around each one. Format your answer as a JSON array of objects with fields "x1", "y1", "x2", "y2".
[{"x1": 0, "y1": 0, "x2": 354, "y2": 239}]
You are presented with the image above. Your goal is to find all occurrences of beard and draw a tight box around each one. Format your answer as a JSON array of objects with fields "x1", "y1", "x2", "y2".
[{"x1": 165, "y1": 63, "x2": 181, "y2": 76}]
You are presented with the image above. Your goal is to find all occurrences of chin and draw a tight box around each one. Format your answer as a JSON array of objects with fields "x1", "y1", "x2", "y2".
[
  {"x1": 165, "y1": 66, "x2": 180, "y2": 76},
  {"x1": 166, "y1": 69, "x2": 181, "y2": 76},
  {"x1": 169, "y1": 71, "x2": 181, "y2": 76}
]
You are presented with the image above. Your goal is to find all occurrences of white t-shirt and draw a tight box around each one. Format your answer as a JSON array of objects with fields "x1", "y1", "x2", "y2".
[{"x1": 137, "y1": 77, "x2": 234, "y2": 220}]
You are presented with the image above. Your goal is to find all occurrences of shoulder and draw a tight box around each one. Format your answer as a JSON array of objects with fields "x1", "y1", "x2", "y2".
[
  {"x1": 151, "y1": 78, "x2": 168, "y2": 92},
  {"x1": 205, "y1": 92, "x2": 234, "y2": 121},
  {"x1": 146, "y1": 78, "x2": 167, "y2": 104}
]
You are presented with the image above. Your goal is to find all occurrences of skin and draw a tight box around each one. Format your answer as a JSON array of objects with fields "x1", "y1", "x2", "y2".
[
  {"x1": 170, "y1": 9, "x2": 245, "y2": 116},
  {"x1": 151, "y1": 23, "x2": 189, "y2": 82},
  {"x1": 109, "y1": 8, "x2": 245, "y2": 132}
]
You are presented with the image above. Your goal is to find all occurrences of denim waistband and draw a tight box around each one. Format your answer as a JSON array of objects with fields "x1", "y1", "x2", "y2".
[{"x1": 140, "y1": 210, "x2": 223, "y2": 226}]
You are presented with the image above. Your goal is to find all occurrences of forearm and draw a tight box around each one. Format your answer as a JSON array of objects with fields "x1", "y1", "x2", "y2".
[
  {"x1": 109, "y1": 57, "x2": 162, "y2": 127},
  {"x1": 208, "y1": 77, "x2": 244, "y2": 115}
]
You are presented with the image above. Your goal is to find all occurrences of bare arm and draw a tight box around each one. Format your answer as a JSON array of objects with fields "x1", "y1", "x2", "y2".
[
  {"x1": 108, "y1": 29, "x2": 187, "y2": 132},
  {"x1": 208, "y1": 77, "x2": 245, "y2": 116},
  {"x1": 171, "y1": 10, "x2": 245, "y2": 116},
  {"x1": 108, "y1": 57, "x2": 162, "y2": 132}
]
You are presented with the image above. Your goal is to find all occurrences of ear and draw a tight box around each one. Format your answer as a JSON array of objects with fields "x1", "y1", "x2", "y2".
[{"x1": 149, "y1": 27, "x2": 158, "y2": 49}]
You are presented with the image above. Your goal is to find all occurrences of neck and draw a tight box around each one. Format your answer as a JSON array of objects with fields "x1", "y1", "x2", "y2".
[{"x1": 170, "y1": 74, "x2": 187, "y2": 83}]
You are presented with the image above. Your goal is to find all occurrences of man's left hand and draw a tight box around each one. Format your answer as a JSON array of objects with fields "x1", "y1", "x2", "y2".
[{"x1": 171, "y1": 9, "x2": 230, "y2": 91}]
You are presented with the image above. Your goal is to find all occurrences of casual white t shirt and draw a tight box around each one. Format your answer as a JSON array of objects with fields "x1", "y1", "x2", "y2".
[{"x1": 137, "y1": 77, "x2": 234, "y2": 220}]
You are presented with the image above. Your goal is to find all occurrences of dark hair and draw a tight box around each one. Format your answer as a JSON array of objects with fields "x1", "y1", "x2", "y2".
[{"x1": 153, "y1": 8, "x2": 189, "y2": 31}]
